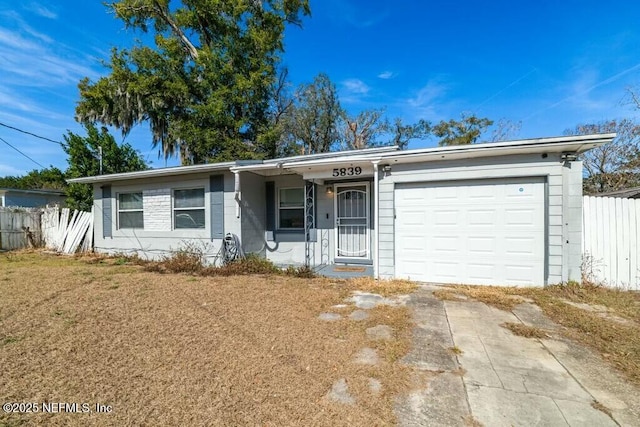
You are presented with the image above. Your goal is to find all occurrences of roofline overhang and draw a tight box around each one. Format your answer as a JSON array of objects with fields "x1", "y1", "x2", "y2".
[
  {"x1": 0, "y1": 188, "x2": 66, "y2": 196},
  {"x1": 66, "y1": 133, "x2": 614, "y2": 184},
  {"x1": 67, "y1": 161, "x2": 236, "y2": 184}
]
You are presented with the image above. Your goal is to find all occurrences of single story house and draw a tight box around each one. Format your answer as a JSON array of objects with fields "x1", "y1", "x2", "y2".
[
  {"x1": 68, "y1": 133, "x2": 614, "y2": 286},
  {"x1": 0, "y1": 188, "x2": 66, "y2": 208}
]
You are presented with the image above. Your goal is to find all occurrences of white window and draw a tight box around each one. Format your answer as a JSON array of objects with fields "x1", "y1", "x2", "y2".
[
  {"x1": 118, "y1": 192, "x2": 143, "y2": 229},
  {"x1": 173, "y1": 188, "x2": 205, "y2": 229},
  {"x1": 278, "y1": 187, "x2": 304, "y2": 229}
]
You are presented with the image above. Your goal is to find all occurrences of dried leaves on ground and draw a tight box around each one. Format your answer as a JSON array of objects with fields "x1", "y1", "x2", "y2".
[{"x1": 0, "y1": 252, "x2": 412, "y2": 426}]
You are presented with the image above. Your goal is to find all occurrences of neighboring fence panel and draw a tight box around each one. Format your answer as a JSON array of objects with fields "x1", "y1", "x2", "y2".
[
  {"x1": 0, "y1": 208, "x2": 42, "y2": 250},
  {"x1": 583, "y1": 196, "x2": 640, "y2": 289}
]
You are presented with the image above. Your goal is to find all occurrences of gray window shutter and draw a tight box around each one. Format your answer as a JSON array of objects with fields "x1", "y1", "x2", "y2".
[
  {"x1": 210, "y1": 175, "x2": 224, "y2": 239},
  {"x1": 102, "y1": 185, "x2": 112, "y2": 238},
  {"x1": 265, "y1": 181, "x2": 275, "y2": 241}
]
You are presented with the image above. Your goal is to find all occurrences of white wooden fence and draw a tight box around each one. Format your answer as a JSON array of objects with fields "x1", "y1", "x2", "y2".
[
  {"x1": 41, "y1": 207, "x2": 93, "y2": 254},
  {"x1": 582, "y1": 196, "x2": 640, "y2": 290},
  {"x1": 0, "y1": 207, "x2": 93, "y2": 254}
]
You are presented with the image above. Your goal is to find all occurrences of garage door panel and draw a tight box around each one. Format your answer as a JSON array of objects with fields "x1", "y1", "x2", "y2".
[
  {"x1": 467, "y1": 237, "x2": 496, "y2": 254},
  {"x1": 401, "y1": 211, "x2": 426, "y2": 226},
  {"x1": 504, "y1": 237, "x2": 537, "y2": 255},
  {"x1": 432, "y1": 236, "x2": 459, "y2": 253},
  {"x1": 395, "y1": 178, "x2": 545, "y2": 286},
  {"x1": 433, "y1": 261, "x2": 460, "y2": 279},
  {"x1": 468, "y1": 209, "x2": 497, "y2": 225},
  {"x1": 468, "y1": 264, "x2": 496, "y2": 281}
]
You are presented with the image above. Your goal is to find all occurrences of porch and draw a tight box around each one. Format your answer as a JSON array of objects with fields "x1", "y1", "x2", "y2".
[{"x1": 315, "y1": 263, "x2": 374, "y2": 279}]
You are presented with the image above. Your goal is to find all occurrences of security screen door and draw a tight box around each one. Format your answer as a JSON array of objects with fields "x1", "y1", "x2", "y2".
[{"x1": 334, "y1": 183, "x2": 370, "y2": 259}]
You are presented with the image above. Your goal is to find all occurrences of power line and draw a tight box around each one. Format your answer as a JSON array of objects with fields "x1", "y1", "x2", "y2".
[
  {"x1": 0, "y1": 121, "x2": 64, "y2": 146},
  {"x1": 0, "y1": 136, "x2": 47, "y2": 169}
]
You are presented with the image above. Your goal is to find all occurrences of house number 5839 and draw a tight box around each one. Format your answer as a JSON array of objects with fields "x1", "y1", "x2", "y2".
[{"x1": 332, "y1": 167, "x2": 362, "y2": 177}]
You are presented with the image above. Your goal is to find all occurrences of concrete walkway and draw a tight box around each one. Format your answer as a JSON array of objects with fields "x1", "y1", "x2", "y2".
[{"x1": 396, "y1": 285, "x2": 640, "y2": 426}]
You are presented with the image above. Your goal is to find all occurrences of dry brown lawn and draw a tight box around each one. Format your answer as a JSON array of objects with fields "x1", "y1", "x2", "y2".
[{"x1": 0, "y1": 252, "x2": 413, "y2": 426}]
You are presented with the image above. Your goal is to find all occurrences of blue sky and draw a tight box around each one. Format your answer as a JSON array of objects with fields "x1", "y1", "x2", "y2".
[{"x1": 1, "y1": 0, "x2": 640, "y2": 176}]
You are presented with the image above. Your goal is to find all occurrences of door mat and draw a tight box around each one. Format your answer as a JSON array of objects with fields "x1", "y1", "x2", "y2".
[{"x1": 333, "y1": 266, "x2": 366, "y2": 272}]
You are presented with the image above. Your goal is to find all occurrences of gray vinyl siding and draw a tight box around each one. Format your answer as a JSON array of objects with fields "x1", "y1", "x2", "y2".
[
  {"x1": 2, "y1": 192, "x2": 65, "y2": 208},
  {"x1": 378, "y1": 153, "x2": 577, "y2": 285}
]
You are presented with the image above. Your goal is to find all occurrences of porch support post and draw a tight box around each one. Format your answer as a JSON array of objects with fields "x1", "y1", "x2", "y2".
[
  {"x1": 372, "y1": 160, "x2": 380, "y2": 279},
  {"x1": 232, "y1": 169, "x2": 241, "y2": 219}
]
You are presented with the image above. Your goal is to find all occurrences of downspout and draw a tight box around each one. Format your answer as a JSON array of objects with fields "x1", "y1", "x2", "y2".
[
  {"x1": 233, "y1": 170, "x2": 241, "y2": 219},
  {"x1": 372, "y1": 160, "x2": 380, "y2": 280}
]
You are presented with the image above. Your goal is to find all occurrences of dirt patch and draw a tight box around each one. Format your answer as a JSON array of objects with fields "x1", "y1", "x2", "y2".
[{"x1": 0, "y1": 252, "x2": 413, "y2": 426}]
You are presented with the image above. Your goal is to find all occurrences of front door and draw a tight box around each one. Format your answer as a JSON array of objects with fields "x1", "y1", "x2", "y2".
[{"x1": 334, "y1": 183, "x2": 370, "y2": 260}]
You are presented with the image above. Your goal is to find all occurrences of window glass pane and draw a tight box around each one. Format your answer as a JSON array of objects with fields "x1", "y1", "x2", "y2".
[
  {"x1": 119, "y1": 211, "x2": 144, "y2": 228},
  {"x1": 279, "y1": 208, "x2": 304, "y2": 229},
  {"x1": 174, "y1": 188, "x2": 204, "y2": 208},
  {"x1": 279, "y1": 188, "x2": 304, "y2": 208},
  {"x1": 175, "y1": 209, "x2": 206, "y2": 229},
  {"x1": 119, "y1": 192, "x2": 143, "y2": 210}
]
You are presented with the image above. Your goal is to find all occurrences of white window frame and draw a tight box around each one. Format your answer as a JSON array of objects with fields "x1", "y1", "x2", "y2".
[
  {"x1": 172, "y1": 187, "x2": 206, "y2": 230},
  {"x1": 277, "y1": 187, "x2": 305, "y2": 230},
  {"x1": 117, "y1": 192, "x2": 144, "y2": 229}
]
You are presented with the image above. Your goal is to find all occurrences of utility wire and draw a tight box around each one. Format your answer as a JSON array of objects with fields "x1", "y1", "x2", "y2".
[
  {"x1": 0, "y1": 136, "x2": 47, "y2": 169},
  {"x1": 0, "y1": 121, "x2": 64, "y2": 146}
]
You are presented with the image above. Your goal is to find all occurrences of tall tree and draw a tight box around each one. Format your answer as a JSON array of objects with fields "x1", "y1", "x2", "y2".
[
  {"x1": 389, "y1": 118, "x2": 431, "y2": 149},
  {"x1": 433, "y1": 113, "x2": 493, "y2": 146},
  {"x1": 339, "y1": 109, "x2": 387, "y2": 150},
  {"x1": 488, "y1": 118, "x2": 522, "y2": 142},
  {"x1": 76, "y1": 0, "x2": 310, "y2": 164},
  {"x1": 0, "y1": 167, "x2": 67, "y2": 191},
  {"x1": 286, "y1": 73, "x2": 343, "y2": 154},
  {"x1": 564, "y1": 119, "x2": 640, "y2": 194},
  {"x1": 64, "y1": 124, "x2": 148, "y2": 211}
]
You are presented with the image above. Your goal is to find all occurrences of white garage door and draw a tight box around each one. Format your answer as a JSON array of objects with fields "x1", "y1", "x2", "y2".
[{"x1": 394, "y1": 178, "x2": 545, "y2": 286}]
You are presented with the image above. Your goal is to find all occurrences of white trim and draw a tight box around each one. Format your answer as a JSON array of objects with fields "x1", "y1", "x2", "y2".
[
  {"x1": 116, "y1": 191, "x2": 144, "y2": 230},
  {"x1": 334, "y1": 181, "x2": 370, "y2": 260},
  {"x1": 372, "y1": 161, "x2": 380, "y2": 279},
  {"x1": 277, "y1": 186, "x2": 305, "y2": 230},
  {"x1": 172, "y1": 187, "x2": 206, "y2": 230}
]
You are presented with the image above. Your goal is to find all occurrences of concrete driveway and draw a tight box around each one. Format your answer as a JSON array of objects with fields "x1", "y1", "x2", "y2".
[{"x1": 396, "y1": 284, "x2": 640, "y2": 426}]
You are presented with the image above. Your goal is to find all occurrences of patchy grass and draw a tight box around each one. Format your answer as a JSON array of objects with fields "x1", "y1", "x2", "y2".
[
  {"x1": 344, "y1": 277, "x2": 417, "y2": 297},
  {"x1": 0, "y1": 252, "x2": 412, "y2": 426},
  {"x1": 501, "y1": 322, "x2": 550, "y2": 339},
  {"x1": 365, "y1": 305, "x2": 413, "y2": 363},
  {"x1": 435, "y1": 282, "x2": 640, "y2": 387}
]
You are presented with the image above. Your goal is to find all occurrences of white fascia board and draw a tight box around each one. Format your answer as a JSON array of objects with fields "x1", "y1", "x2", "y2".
[
  {"x1": 66, "y1": 162, "x2": 236, "y2": 184},
  {"x1": 377, "y1": 134, "x2": 615, "y2": 165}
]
